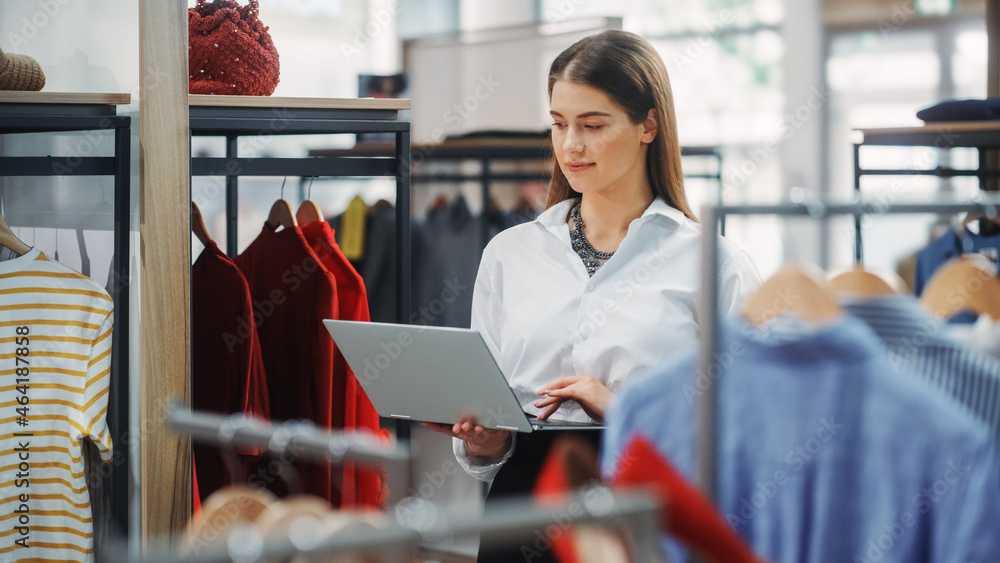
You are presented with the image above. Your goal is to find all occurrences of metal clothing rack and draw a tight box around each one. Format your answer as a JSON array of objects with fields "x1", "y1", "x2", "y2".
[
  {"x1": 166, "y1": 404, "x2": 410, "y2": 467},
  {"x1": 0, "y1": 92, "x2": 132, "y2": 537},
  {"x1": 697, "y1": 194, "x2": 1000, "y2": 502},
  {"x1": 852, "y1": 122, "x2": 1000, "y2": 262},
  {"x1": 309, "y1": 139, "x2": 726, "y2": 247},
  {"x1": 150, "y1": 406, "x2": 661, "y2": 563},
  {"x1": 188, "y1": 96, "x2": 414, "y2": 445},
  {"x1": 188, "y1": 96, "x2": 412, "y2": 325},
  {"x1": 123, "y1": 487, "x2": 660, "y2": 563}
]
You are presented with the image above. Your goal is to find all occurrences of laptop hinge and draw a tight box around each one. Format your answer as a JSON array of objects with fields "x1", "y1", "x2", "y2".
[
  {"x1": 390, "y1": 414, "x2": 411, "y2": 420},
  {"x1": 496, "y1": 425, "x2": 519, "y2": 431}
]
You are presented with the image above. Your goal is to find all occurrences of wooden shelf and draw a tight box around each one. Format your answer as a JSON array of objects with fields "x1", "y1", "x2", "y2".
[
  {"x1": 310, "y1": 137, "x2": 551, "y2": 159},
  {"x1": 0, "y1": 92, "x2": 131, "y2": 105},
  {"x1": 856, "y1": 121, "x2": 1000, "y2": 148},
  {"x1": 858, "y1": 121, "x2": 1000, "y2": 137},
  {"x1": 188, "y1": 94, "x2": 411, "y2": 110}
]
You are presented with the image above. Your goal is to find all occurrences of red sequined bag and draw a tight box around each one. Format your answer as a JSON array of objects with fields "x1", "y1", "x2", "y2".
[{"x1": 188, "y1": 0, "x2": 280, "y2": 96}]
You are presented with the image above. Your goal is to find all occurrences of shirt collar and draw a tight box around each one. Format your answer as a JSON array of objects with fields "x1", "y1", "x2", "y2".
[
  {"x1": 726, "y1": 312, "x2": 887, "y2": 364},
  {"x1": 0, "y1": 247, "x2": 42, "y2": 275},
  {"x1": 535, "y1": 197, "x2": 687, "y2": 229},
  {"x1": 840, "y1": 294, "x2": 944, "y2": 344}
]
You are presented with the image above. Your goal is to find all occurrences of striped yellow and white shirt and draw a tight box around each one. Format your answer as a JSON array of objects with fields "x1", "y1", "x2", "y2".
[{"x1": 0, "y1": 248, "x2": 114, "y2": 563}]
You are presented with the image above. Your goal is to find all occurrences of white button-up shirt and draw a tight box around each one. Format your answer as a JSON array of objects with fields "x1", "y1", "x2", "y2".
[{"x1": 454, "y1": 197, "x2": 762, "y2": 480}]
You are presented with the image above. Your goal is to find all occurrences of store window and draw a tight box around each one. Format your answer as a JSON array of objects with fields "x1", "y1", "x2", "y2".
[
  {"x1": 540, "y1": 0, "x2": 787, "y2": 273},
  {"x1": 825, "y1": 16, "x2": 987, "y2": 275}
]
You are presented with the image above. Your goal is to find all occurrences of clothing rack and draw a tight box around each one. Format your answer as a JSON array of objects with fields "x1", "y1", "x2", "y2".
[
  {"x1": 188, "y1": 95, "x2": 415, "y2": 447},
  {"x1": 188, "y1": 95, "x2": 412, "y2": 324},
  {"x1": 852, "y1": 122, "x2": 1000, "y2": 262},
  {"x1": 697, "y1": 194, "x2": 1000, "y2": 502},
  {"x1": 0, "y1": 92, "x2": 132, "y2": 537},
  {"x1": 308, "y1": 140, "x2": 726, "y2": 247},
  {"x1": 120, "y1": 488, "x2": 660, "y2": 563},
  {"x1": 167, "y1": 404, "x2": 410, "y2": 467}
]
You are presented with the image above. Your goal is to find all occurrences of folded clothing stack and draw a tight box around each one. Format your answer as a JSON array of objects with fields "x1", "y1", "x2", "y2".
[{"x1": 917, "y1": 98, "x2": 1000, "y2": 122}]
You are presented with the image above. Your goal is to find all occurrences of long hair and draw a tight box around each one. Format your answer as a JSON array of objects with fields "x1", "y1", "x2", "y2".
[{"x1": 544, "y1": 30, "x2": 695, "y2": 221}]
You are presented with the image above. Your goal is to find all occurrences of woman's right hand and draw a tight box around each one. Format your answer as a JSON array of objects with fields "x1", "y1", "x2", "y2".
[{"x1": 421, "y1": 418, "x2": 512, "y2": 459}]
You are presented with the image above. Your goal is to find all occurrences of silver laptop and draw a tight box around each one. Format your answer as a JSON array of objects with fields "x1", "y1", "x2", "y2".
[{"x1": 323, "y1": 320, "x2": 603, "y2": 433}]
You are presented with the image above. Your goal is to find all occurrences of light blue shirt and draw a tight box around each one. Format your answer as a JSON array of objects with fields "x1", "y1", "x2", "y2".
[
  {"x1": 602, "y1": 315, "x2": 1000, "y2": 563},
  {"x1": 843, "y1": 295, "x2": 1000, "y2": 444}
]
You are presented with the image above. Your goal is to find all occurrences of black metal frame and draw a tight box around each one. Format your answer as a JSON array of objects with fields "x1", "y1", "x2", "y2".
[
  {"x1": 188, "y1": 103, "x2": 412, "y2": 438},
  {"x1": 309, "y1": 141, "x2": 724, "y2": 244},
  {"x1": 853, "y1": 125, "x2": 1000, "y2": 262},
  {"x1": 0, "y1": 101, "x2": 131, "y2": 538}
]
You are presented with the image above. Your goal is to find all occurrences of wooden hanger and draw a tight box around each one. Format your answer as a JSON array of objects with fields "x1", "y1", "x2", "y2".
[
  {"x1": 0, "y1": 213, "x2": 30, "y2": 256},
  {"x1": 185, "y1": 485, "x2": 276, "y2": 549},
  {"x1": 295, "y1": 177, "x2": 324, "y2": 227},
  {"x1": 253, "y1": 494, "x2": 331, "y2": 538},
  {"x1": 961, "y1": 213, "x2": 1000, "y2": 228},
  {"x1": 295, "y1": 200, "x2": 324, "y2": 226},
  {"x1": 961, "y1": 213, "x2": 1000, "y2": 237},
  {"x1": 267, "y1": 199, "x2": 298, "y2": 230},
  {"x1": 742, "y1": 264, "x2": 842, "y2": 325},
  {"x1": 921, "y1": 254, "x2": 1000, "y2": 320},
  {"x1": 191, "y1": 202, "x2": 213, "y2": 246},
  {"x1": 829, "y1": 266, "x2": 905, "y2": 296}
]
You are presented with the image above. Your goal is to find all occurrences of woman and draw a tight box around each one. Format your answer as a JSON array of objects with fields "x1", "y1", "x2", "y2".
[{"x1": 424, "y1": 29, "x2": 760, "y2": 560}]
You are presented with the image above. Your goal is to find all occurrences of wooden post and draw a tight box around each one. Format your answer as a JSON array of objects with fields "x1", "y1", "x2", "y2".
[
  {"x1": 989, "y1": 0, "x2": 999, "y2": 96},
  {"x1": 987, "y1": 0, "x2": 999, "y2": 191},
  {"x1": 139, "y1": 0, "x2": 191, "y2": 538}
]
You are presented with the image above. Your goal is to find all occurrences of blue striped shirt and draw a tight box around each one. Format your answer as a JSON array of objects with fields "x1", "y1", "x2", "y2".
[
  {"x1": 843, "y1": 295, "x2": 1000, "y2": 443},
  {"x1": 602, "y1": 314, "x2": 1000, "y2": 563}
]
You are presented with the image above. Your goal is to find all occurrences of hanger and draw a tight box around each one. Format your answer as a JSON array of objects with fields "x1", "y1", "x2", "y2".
[
  {"x1": 962, "y1": 213, "x2": 1000, "y2": 237},
  {"x1": 742, "y1": 264, "x2": 842, "y2": 325},
  {"x1": 253, "y1": 494, "x2": 331, "y2": 538},
  {"x1": 921, "y1": 254, "x2": 1000, "y2": 320},
  {"x1": 191, "y1": 202, "x2": 213, "y2": 246},
  {"x1": 959, "y1": 191, "x2": 1000, "y2": 236},
  {"x1": 961, "y1": 212, "x2": 1000, "y2": 228},
  {"x1": 829, "y1": 266, "x2": 904, "y2": 296},
  {"x1": 185, "y1": 485, "x2": 277, "y2": 549},
  {"x1": 267, "y1": 177, "x2": 298, "y2": 230},
  {"x1": 295, "y1": 177, "x2": 324, "y2": 226},
  {"x1": 0, "y1": 213, "x2": 30, "y2": 255}
]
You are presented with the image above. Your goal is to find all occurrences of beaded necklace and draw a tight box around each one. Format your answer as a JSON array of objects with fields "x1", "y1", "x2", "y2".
[{"x1": 569, "y1": 202, "x2": 614, "y2": 277}]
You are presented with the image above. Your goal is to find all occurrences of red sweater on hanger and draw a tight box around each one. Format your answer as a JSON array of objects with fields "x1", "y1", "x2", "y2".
[
  {"x1": 235, "y1": 223, "x2": 339, "y2": 503},
  {"x1": 611, "y1": 436, "x2": 761, "y2": 563},
  {"x1": 192, "y1": 240, "x2": 270, "y2": 501},
  {"x1": 303, "y1": 220, "x2": 388, "y2": 508}
]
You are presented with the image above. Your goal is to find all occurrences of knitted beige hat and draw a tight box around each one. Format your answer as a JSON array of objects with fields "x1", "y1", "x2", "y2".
[{"x1": 0, "y1": 47, "x2": 45, "y2": 91}]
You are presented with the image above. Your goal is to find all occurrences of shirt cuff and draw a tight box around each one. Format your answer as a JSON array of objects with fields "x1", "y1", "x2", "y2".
[{"x1": 452, "y1": 434, "x2": 517, "y2": 482}]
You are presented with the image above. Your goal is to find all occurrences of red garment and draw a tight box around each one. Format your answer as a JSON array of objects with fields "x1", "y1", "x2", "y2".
[
  {"x1": 235, "y1": 223, "x2": 339, "y2": 502},
  {"x1": 193, "y1": 457, "x2": 201, "y2": 516},
  {"x1": 531, "y1": 436, "x2": 598, "y2": 563},
  {"x1": 302, "y1": 221, "x2": 388, "y2": 508},
  {"x1": 610, "y1": 435, "x2": 761, "y2": 563},
  {"x1": 191, "y1": 241, "x2": 270, "y2": 501}
]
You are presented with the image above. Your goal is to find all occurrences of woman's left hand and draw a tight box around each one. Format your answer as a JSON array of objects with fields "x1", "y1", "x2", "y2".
[{"x1": 534, "y1": 375, "x2": 612, "y2": 423}]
